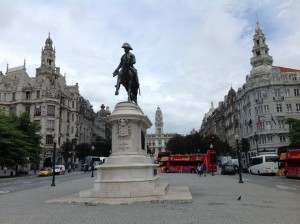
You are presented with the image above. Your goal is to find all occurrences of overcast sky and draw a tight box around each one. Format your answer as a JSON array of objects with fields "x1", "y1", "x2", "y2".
[{"x1": 1, "y1": 0, "x2": 300, "y2": 135}]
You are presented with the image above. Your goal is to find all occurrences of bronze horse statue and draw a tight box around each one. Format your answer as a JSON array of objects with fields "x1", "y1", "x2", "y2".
[{"x1": 113, "y1": 43, "x2": 140, "y2": 104}]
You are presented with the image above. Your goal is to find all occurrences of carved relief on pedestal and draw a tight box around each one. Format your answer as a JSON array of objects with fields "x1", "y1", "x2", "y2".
[
  {"x1": 117, "y1": 118, "x2": 132, "y2": 140},
  {"x1": 116, "y1": 118, "x2": 132, "y2": 151}
]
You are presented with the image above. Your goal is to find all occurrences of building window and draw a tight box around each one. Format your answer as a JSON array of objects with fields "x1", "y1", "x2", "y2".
[
  {"x1": 285, "y1": 89, "x2": 290, "y2": 97},
  {"x1": 294, "y1": 89, "x2": 299, "y2": 96},
  {"x1": 47, "y1": 120, "x2": 55, "y2": 131},
  {"x1": 72, "y1": 101, "x2": 75, "y2": 108},
  {"x1": 25, "y1": 106, "x2": 30, "y2": 114},
  {"x1": 279, "y1": 135, "x2": 286, "y2": 143},
  {"x1": 264, "y1": 105, "x2": 269, "y2": 113},
  {"x1": 296, "y1": 104, "x2": 300, "y2": 112},
  {"x1": 287, "y1": 104, "x2": 292, "y2": 112},
  {"x1": 34, "y1": 105, "x2": 41, "y2": 116},
  {"x1": 46, "y1": 135, "x2": 54, "y2": 145},
  {"x1": 4, "y1": 93, "x2": 7, "y2": 101},
  {"x1": 71, "y1": 126, "x2": 74, "y2": 134},
  {"x1": 276, "y1": 104, "x2": 282, "y2": 112},
  {"x1": 267, "y1": 136, "x2": 273, "y2": 144},
  {"x1": 26, "y1": 91, "x2": 31, "y2": 100},
  {"x1": 274, "y1": 89, "x2": 281, "y2": 97},
  {"x1": 265, "y1": 121, "x2": 271, "y2": 130},
  {"x1": 36, "y1": 90, "x2": 40, "y2": 99},
  {"x1": 9, "y1": 106, "x2": 16, "y2": 114},
  {"x1": 278, "y1": 120, "x2": 285, "y2": 129},
  {"x1": 72, "y1": 113, "x2": 74, "y2": 122},
  {"x1": 12, "y1": 92, "x2": 16, "y2": 101},
  {"x1": 47, "y1": 105, "x2": 55, "y2": 116}
]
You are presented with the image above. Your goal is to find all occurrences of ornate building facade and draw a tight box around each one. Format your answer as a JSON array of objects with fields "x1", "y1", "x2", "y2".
[
  {"x1": 146, "y1": 106, "x2": 176, "y2": 156},
  {"x1": 200, "y1": 22, "x2": 300, "y2": 163},
  {"x1": 0, "y1": 34, "x2": 107, "y2": 166}
]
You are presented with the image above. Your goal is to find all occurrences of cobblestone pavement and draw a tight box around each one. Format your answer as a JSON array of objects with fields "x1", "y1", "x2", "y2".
[{"x1": 0, "y1": 172, "x2": 300, "y2": 224}]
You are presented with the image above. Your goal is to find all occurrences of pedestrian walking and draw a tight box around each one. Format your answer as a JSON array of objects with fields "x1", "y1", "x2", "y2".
[
  {"x1": 197, "y1": 163, "x2": 202, "y2": 176},
  {"x1": 202, "y1": 163, "x2": 207, "y2": 177},
  {"x1": 4, "y1": 166, "x2": 7, "y2": 174}
]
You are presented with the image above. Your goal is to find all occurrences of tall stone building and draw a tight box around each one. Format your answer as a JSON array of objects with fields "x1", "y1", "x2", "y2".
[
  {"x1": 237, "y1": 22, "x2": 300, "y2": 160},
  {"x1": 200, "y1": 22, "x2": 300, "y2": 164},
  {"x1": 0, "y1": 34, "x2": 107, "y2": 167},
  {"x1": 146, "y1": 106, "x2": 176, "y2": 156}
]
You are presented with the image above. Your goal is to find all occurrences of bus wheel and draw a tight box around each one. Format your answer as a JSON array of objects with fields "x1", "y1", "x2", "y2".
[
  {"x1": 191, "y1": 169, "x2": 196, "y2": 174},
  {"x1": 258, "y1": 170, "x2": 261, "y2": 175},
  {"x1": 250, "y1": 170, "x2": 253, "y2": 174},
  {"x1": 166, "y1": 169, "x2": 170, "y2": 173}
]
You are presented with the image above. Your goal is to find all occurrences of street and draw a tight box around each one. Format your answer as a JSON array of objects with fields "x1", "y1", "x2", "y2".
[
  {"x1": 224, "y1": 172, "x2": 300, "y2": 195},
  {"x1": 0, "y1": 171, "x2": 300, "y2": 224},
  {"x1": 0, "y1": 171, "x2": 87, "y2": 194}
]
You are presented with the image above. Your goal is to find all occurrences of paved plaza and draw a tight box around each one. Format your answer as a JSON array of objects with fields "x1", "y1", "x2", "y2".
[{"x1": 0, "y1": 172, "x2": 300, "y2": 224}]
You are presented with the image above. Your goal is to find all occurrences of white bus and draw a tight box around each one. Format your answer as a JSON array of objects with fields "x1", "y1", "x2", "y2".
[{"x1": 248, "y1": 154, "x2": 278, "y2": 175}]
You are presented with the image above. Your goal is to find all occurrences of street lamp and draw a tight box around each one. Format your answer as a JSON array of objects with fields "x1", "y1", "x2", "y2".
[
  {"x1": 51, "y1": 137, "x2": 57, "y2": 187},
  {"x1": 210, "y1": 144, "x2": 214, "y2": 176},
  {"x1": 254, "y1": 132, "x2": 259, "y2": 156},
  {"x1": 235, "y1": 133, "x2": 243, "y2": 184},
  {"x1": 91, "y1": 145, "x2": 95, "y2": 178}
]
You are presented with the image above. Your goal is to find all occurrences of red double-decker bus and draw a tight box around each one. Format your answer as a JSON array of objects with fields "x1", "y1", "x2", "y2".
[
  {"x1": 284, "y1": 149, "x2": 300, "y2": 178},
  {"x1": 278, "y1": 146, "x2": 300, "y2": 178},
  {"x1": 159, "y1": 150, "x2": 217, "y2": 173}
]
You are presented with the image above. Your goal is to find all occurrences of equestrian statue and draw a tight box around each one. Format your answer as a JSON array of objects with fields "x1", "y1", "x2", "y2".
[{"x1": 113, "y1": 43, "x2": 140, "y2": 104}]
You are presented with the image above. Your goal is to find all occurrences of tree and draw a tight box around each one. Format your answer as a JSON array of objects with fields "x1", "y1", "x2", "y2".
[
  {"x1": 166, "y1": 134, "x2": 186, "y2": 154},
  {"x1": 60, "y1": 140, "x2": 74, "y2": 164},
  {"x1": 165, "y1": 132, "x2": 234, "y2": 156},
  {"x1": 75, "y1": 143, "x2": 92, "y2": 161},
  {"x1": 0, "y1": 110, "x2": 42, "y2": 167},
  {"x1": 285, "y1": 118, "x2": 300, "y2": 147}
]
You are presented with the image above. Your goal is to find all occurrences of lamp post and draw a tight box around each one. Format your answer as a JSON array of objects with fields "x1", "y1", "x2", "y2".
[
  {"x1": 235, "y1": 133, "x2": 243, "y2": 184},
  {"x1": 51, "y1": 138, "x2": 57, "y2": 187},
  {"x1": 254, "y1": 132, "x2": 259, "y2": 156},
  {"x1": 210, "y1": 144, "x2": 214, "y2": 176},
  {"x1": 91, "y1": 145, "x2": 95, "y2": 178}
]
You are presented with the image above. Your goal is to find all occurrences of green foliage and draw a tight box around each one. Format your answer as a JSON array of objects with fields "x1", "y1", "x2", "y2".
[
  {"x1": 60, "y1": 140, "x2": 74, "y2": 163},
  {"x1": 75, "y1": 143, "x2": 92, "y2": 160},
  {"x1": 93, "y1": 136, "x2": 111, "y2": 157},
  {"x1": 0, "y1": 110, "x2": 42, "y2": 166},
  {"x1": 285, "y1": 118, "x2": 300, "y2": 147},
  {"x1": 166, "y1": 132, "x2": 234, "y2": 156}
]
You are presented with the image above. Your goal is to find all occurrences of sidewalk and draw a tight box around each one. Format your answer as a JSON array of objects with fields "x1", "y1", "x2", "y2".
[
  {"x1": 0, "y1": 169, "x2": 37, "y2": 178},
  {"x1": 0, "y1": 172, "x2": 300, "y2": 224}
]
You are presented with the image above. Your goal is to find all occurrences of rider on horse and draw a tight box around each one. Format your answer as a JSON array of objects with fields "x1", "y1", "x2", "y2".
[{"x1": 113, "y1": 43, "x2": 140, "y2": 104}]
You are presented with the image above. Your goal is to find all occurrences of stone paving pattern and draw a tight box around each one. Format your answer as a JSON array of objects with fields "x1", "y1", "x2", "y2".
[{"x1": 0, "y1": 172, "x2": 300, "y2": 224}]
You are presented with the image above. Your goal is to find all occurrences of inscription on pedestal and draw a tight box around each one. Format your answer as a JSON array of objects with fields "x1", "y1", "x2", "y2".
[{"x1": 119, "y1": 140, "x2": 130, "y2": 151}]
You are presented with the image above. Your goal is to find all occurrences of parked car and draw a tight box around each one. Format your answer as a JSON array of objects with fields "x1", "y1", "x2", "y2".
[
  {"x1": 227, "y1": 160, "x2": 239, "y2": 174},
  {"x1": 54, "y1": 165, "x2": 65, "y2": 175},
  {"x1": 38, "y1": 167, "x2": 53, "y2": 176},
  {"x1": 221, "y1": 163, "x2": 236, "y2": 175}
]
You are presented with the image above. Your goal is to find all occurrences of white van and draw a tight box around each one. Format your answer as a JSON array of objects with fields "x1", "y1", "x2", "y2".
[
  {"x1": 248, "y1": 154, "x2": 278, "y2": 175},
  {"x1": 54, "y1": 165, "x2": 65, "y2": 175}
]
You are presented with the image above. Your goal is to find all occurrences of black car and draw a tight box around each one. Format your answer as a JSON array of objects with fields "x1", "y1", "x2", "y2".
[{"x1": 221, "y1": 163, "x2": 236, "y2": 175}]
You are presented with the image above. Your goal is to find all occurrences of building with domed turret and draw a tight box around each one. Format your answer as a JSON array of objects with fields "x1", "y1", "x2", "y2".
[
  {"x1": 146, "y1": 106, "x2": 177, "y2": 157},
  {"x1": 200, "y1": 22, "x2": 300, "y2": 165},
  {"x1": 0, "y1": 34, "x2": 106, "y2": 167}
]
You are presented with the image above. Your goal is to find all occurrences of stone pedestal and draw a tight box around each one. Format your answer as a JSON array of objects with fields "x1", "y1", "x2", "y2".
[{"x1": 80, "y1": 102, "x2": 168, "y2": 198}]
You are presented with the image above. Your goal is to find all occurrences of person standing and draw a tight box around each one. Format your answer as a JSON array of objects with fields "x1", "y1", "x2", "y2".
[
  {"x1": 202, "y1": 163, "x2": 207, "y2": 177},
  {"x1": 197, "y1": 163, "x2": 202, "y2": 176},
  {"x1": 4, "y1": 166, "x2": 7, "y2": 174}
]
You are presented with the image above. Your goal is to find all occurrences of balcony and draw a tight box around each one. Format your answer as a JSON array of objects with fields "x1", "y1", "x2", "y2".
[
  {"x1": 273, "y1": 96, "x2": 284, "y2": 101},
  {"x1": 255, "y1": 98, "x2": 263, "y2": 104}
]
